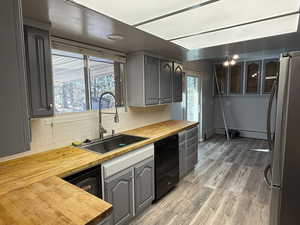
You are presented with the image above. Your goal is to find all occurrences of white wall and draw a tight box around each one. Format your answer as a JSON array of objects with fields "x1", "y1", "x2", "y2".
[{"x1": 0, "y1": 106, "x2": 171, "y2": 162}]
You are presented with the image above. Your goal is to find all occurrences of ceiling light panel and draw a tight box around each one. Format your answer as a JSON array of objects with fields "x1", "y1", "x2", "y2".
[
  {"x1": 137, "y1": 0, "x2": 300, "y2": 40},
  {"x1": 71, "y1": 0, "x2": 212, "y2": 25},
  {"x1": 172, "y1": 14, "x2": 299, "y2": 50}
]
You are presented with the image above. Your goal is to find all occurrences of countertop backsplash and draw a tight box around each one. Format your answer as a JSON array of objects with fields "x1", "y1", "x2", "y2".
[{"x1": 0, "y1": 105, "x2": 171, "y2": 162}]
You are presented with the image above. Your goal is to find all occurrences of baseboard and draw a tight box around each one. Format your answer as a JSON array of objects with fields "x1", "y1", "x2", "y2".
[{"x1": 215, "y1": 128, "x2": 267, "y2": 140}]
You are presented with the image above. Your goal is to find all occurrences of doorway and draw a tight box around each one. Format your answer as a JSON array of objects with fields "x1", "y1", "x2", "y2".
[{"x1": 185, "y1": 75, "x2": 201, "y2": 138}]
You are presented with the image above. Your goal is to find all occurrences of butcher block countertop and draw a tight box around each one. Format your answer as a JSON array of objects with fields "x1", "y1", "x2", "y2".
[{"x1": 0, "y1": 120, "x2": 198, "y2": 225}]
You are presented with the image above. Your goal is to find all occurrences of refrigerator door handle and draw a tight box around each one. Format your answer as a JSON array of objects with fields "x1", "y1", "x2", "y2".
[
  {"x1": 264, "y1": 164, "x2": 272, "y2": 188},
  {"x1": 267, "y1": 80, "x2": 277, "y2": 152}
]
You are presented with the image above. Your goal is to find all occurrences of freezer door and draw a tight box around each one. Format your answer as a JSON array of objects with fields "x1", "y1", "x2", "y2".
[
  {"x1": 279, "y1": 52, "x2": 300, "y2": 225},
  {"x1": 271, "y1": 55, "x2": 290, "y2": 187}
]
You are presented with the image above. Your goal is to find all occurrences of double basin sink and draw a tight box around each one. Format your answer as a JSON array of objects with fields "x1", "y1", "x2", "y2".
[{"x1": 81, "y1": 134, "x2": 148, "y2": 154}]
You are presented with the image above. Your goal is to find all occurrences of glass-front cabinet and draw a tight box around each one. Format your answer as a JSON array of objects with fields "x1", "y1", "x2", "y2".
[{"x1": 263, "y1": 59, "x2": 279, "y2": 93}]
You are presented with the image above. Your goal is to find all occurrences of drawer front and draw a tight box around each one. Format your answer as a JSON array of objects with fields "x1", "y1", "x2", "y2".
[
  {"x1": 186, "y1": 143, "x2": 198, "y2": 156},
  {"x1": 186, "y1": 136, "x2": 198, "y2": 149},
  {"x1": 102, "y1": 144, "x2": 154, "y2": 178},
  {"x1": 186, "y1": 152, "x2": 198, "y2": 173},
  {"x1": 178, "y1": 131, "x2": 186, "y2": 143},
  {"x1": 186, "y1": 126, "x2": 198, "y2": 139}
]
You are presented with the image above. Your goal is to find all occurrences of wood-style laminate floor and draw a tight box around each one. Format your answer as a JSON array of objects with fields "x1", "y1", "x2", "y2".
[{"x1": 130, "y1": 135, "x2": 271, "y2": 225}]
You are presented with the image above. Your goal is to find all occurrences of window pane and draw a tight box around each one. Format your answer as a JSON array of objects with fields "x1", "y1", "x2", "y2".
[
  {"x1": 186, "y1": 76, "x2": 199, "y2": 122},
  {"x1": 264, "y1": 60, "x2": 279, "y2": 93},
  {"x1": 230, "y1": 62, "x2": 243, "y2": 94},
  {"x1": 52, "y1": 49, "x2": 86, "y2": 113},
  {"x1": 214, "y1": 64, "x2": 227, "y2": 95},
  {"x1": 246, "y1": 61, "x2": 260, "y2": 93},
  {"x1": 89, "y1": 57, "x2": 116, "y2": 110}
]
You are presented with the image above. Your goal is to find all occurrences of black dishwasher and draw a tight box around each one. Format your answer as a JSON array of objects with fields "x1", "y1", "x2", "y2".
[
  {"x1": 154, "y1": 134, "x2": 179, "y2": 201},
  {"x1": 63, "y1": 165, "x2": 102, "y2": 198}
]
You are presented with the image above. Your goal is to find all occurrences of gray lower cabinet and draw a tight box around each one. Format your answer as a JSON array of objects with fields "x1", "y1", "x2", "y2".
[
  {"x1": 24, "y1": 26, "x2": 54, "y2": 118},
  {"x1": 159, "y1": 60, "x2": 173, "y2": 104},
  {"x1": 103, "y1": 155, "x2": 155, "y2": 225},
  {"x1": 97, "y1": 215, "x2": 112, "y2": 225},
  {"x1": 0, "y1": 0, "x2": 31, "y2": 157},
  {"x1": 173, "y1": 63, "x2": 183, "y2": 102},
  {"x1": 104, "y1": 168, "x2": 133, "y2": 225},
  {"x1": 179, "y1": 126, "x2": 199, "y2": 178},
  {"x1": 134, "y1": 159, "x2": 155, "y2": 215}
]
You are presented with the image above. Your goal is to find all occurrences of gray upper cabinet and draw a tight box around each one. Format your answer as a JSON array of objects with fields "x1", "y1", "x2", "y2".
[
  {"x1": 0, "y1": 0, "x2": 31, "y2": 157},
  {"x1": 24, "y1": 26, "x2": 54, "y2": 118},
  {"x1": 144, "y1": 56, "x2": 160, "y2": 105},
  {"x1": 134, "y1": 159, "x2": 154, "y2": 215},
  {"x1": 104, "y1": 169, "x2": 134, "y2": 225},
  {"x1": 173, "y1": 63, "x2": 183, "y2": 102},
  {"x1": 159, "y1": 60, "x2": 173, "y2": 104},
  {"x1": 127, "y1": 52, "x2": 182, "y2": 106}
]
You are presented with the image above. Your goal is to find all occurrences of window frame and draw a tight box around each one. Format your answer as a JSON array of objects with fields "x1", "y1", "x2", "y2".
[
  {"x1": 51, "y1": 48, "x2": 126, "y2": 114},
  {"x1": 213, "y1": 63, "x2": 229, "y2": 96},
  {"x1": 262, "y1": 58, "x2": 279, "y2": 94},
  {"x1": 228, "y1": 61, "x2": 244, "y2": 96},
  {"x1": 245, "y1": 60, "x2": 262, "y2": 95}
]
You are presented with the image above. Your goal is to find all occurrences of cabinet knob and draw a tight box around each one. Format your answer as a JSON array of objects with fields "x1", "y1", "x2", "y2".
[{"x1": 49, "y1": 103, "x2": 53, "y2": 109}]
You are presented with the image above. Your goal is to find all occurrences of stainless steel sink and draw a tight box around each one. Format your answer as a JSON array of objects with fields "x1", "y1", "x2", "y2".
[{"x1": 81, "y1": 134, "x2": 148, "y2": 154}]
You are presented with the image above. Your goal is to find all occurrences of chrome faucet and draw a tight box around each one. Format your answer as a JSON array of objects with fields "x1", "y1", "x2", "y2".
[{"x1": 98, "y1": 92, "x2": 119, "y2": 140}]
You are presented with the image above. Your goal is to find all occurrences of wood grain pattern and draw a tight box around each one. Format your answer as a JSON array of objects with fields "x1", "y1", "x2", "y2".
[
  {"x1": 0, "y1": 120, "x2": 197, "y2": 225},
  {"x1": 0, "y1": 176, "x2": 112, "y2": 225},
  {"x1": 130, "y1": 136, "x2": 271, "y2": 225},
  {"x1": 0, "y1": 120, "x2": 198, "y2": 196}
]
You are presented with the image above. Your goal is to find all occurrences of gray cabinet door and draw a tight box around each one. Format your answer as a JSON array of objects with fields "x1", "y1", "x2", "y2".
[
  {"x1": 104, "y1": 169, "x2": 133, "y2": 225},
  {"x1": 144, "y1": 56, "x2": 160, "y2": 105},
  {"x1": 25, "y1": 26, "x2": 54, "y2": 118},
  {"x1": 0, "y1": 0, "x2": 31, "y2": 157},
  {"x1": 173, "y1": 63, "x2": 183, "y2": 102},
  {"x1": 134, "y1": 159, "x2": 154, "y2": 215},
  {"x1": 159, "y1": 60, "x2": 172, "y2": 104}
]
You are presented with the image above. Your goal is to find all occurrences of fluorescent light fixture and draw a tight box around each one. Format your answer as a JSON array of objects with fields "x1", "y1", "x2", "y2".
[
  {"x1": 172, "y1": 14, "x2": 299, "y2": 49},
  {"x1": 71, "y1": 0, "x2": 213, "y2": 25},
  {"x1": 137, "y1": 0, "x2": 300, "y2": 40}
]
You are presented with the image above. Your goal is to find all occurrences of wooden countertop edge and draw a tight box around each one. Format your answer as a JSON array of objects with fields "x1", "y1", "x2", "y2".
[
  {"x1": 56, "y1": 121, "x2": 199, "y2": 178},
  {"x1": 0, "y1": 120, "x2": 198, "y2": 225}
]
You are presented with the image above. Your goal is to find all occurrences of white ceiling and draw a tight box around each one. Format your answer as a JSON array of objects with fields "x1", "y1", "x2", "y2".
[{"x1": 71, "y1": 0, "x2": 300, "y2": 50}]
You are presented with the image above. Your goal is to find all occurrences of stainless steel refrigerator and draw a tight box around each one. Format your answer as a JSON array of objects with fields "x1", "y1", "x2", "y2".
[{"x1": 265, "y1": 51, "x2": 300, "y2": 225}]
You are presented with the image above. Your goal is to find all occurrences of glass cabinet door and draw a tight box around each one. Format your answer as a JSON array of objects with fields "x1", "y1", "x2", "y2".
[
  {"x1": 263, "y1": 59, "x2": 279, "y2": 93},
  {"x1": 246, "y1": 61, "x2": 261, "y2": 94},
  {"x1": 229, "y1": 62, "x2": 243, "y2": 94}
]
